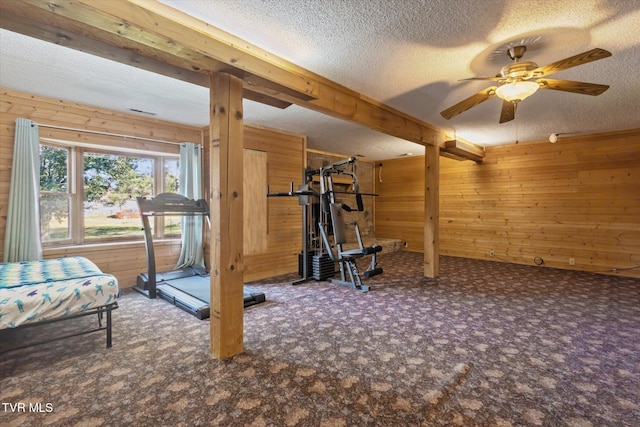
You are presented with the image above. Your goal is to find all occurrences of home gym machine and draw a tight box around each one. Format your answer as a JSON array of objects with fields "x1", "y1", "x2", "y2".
[
  {"x1": 134, "y1": 193, "x2": 265, "y2": 319},
  {"x1": 267, "y1": 156, "x2": 383, "y2": 292}
]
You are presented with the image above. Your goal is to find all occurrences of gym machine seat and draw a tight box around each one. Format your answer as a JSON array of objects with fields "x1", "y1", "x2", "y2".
[{"x1": 319, "y1": 203, "x2": 383, "y2": 292}]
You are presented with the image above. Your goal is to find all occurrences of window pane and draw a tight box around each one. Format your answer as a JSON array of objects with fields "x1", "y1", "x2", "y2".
[
  {"x1": 164, "y1": 158, "x2": 179, "y2": 193},
  {"x1": 40, "y1": 144, "x2": 70, "y2": 242},
  {"x1": 164, "y1": 217, "x2": 182, "y2": 236},
  {"x1": 163, "y1": 158, "x2": 182, "y2": 236},
  {"x1": 83, "y1": 153, "x2": 154, "y2": 239},
  {"x1": 40, "y1": 145, "x2": 68, "y2": 192},
  {"x1": 40, "y1": 193, "x2": 70, "y2": 241}
]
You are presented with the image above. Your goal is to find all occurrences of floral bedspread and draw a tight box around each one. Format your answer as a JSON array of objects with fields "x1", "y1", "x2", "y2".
[{"x1": 0, "y1": 257, "x2": 119, "y2": 329}]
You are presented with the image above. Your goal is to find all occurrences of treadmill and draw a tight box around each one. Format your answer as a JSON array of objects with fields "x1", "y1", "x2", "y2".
[{"x1": 134, "y1": 193, "x2": 265, "y2": 319}]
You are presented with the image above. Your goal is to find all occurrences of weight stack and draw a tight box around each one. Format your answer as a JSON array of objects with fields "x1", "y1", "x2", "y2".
[{"x1": 313, "y1": 254, "x2": 335, "y2": 281}]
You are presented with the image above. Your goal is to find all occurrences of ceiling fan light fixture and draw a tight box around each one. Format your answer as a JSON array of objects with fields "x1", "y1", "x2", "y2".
[{"x1": 495, "y1": 81, "x2": 540, "y2": 102}]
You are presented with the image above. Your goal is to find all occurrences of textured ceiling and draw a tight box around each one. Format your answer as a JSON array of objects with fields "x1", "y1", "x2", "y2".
[{"x1": 1, "y1": 0, "x2": 639, "y2": 160}]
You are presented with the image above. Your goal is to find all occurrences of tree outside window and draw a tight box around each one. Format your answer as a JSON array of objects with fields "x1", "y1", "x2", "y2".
[{"x1": 83, "y1": 152, "x2": 154, "y2": 239}]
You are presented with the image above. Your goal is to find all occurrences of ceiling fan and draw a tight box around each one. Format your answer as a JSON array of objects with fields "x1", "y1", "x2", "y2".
[{"x1": 440, "y1": 46, "x2": 611, "y2": 123}]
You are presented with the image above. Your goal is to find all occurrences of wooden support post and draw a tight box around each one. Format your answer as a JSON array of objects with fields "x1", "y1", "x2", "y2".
[
  {"x1": 424, "y1": 144, "x2": 439, "y2": 277},
  {"x1": 209, "y1": 72, "x2": 245, "y2": 359}
]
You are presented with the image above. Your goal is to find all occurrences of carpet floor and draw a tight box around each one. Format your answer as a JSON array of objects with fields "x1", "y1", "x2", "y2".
[{"x1": 1, "y1": 252, "x2": 639, "y2": 426}]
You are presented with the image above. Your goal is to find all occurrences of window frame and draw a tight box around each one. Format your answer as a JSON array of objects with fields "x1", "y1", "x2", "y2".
[
  {"x1": 39, "y1": 141, "x2": 75, "y2": 245},
  {"x1": 160, "y1": 157, "x2": 182, "y2": 239},
  {"x1": 39, "y1": 138, "x2": 180, "y2": 247}
]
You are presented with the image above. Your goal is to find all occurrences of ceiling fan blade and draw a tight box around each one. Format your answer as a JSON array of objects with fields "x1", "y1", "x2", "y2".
[
  {"x1": 440, "y1": 86, "x2": 497, "y2": 120},
  {"x1": 460, "y1": 76, "x2": 502, "y2": 82},
  {"x1": 537, "y1": 78, "x2": 609, "y2": 96},
  {"x1": 499, "y1": 100, "x2": 515, "y2": 123},
  {"x1": 532, "y1": 48, "x2": 611, "y2": 77}
]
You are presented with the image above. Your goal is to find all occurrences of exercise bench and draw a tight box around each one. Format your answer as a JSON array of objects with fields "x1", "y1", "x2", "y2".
[{"x1": 319, "y1": 202, "x2": 383, "y2": 292}]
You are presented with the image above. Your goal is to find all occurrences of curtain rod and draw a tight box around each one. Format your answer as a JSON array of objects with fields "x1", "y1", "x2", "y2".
[{"x1": 33, "y1": 122, "x2": 186, "y2": 146}]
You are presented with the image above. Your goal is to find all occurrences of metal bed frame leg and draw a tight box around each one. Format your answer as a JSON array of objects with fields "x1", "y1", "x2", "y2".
[
  {"x1": 0, "y1": 303, "x2": 118, "y2": 354},
  {"x1": 106, "y1": 306, "x2": 113, "y2": 348}
]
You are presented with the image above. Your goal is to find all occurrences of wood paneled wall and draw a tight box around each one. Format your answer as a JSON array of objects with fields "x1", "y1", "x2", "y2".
[
  {"x1": 0, "y1": 89, "x2": 201, "y2": 286},
  {"x1": 376, "y1": 129, "x2": 640, "y2": 278},
  {"x1": 375, "y1": 156, "x2": 424, "y2": 251},
  {"x1": 202, "y1": 125, "x2": 306, "y2": 282}
]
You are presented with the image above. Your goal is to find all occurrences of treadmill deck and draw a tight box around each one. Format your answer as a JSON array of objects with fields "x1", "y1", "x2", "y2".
[{"x1": 148, "y1": 275, "x2": 265, "y2": 320}]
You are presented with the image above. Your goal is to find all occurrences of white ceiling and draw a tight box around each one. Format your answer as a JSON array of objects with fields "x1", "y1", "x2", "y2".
[{"x1": 1, "y1": 0, "x2": 639, "y2": 160}]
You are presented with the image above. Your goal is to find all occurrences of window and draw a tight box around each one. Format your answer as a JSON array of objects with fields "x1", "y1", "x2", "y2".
[
  {"x1": 83, "y1": 151, "x2": 154, "y2": 240},
  {"x1": 39, "y1": 141, "x2": 180, "y2": 245},
  {"x1": 39, "y1": 144, "x2": 72, "y2": 242},
  {"x1": 163, "y1": 158, "x2": 181, "y2": 236}
]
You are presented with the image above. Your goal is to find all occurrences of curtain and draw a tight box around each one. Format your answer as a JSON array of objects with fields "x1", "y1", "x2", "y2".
[
  {"x1": 4, "y1": 118, "x2": 43, "y2": 262},
  {"x1": 176, "y1": 142, "x2": 204, "y2": 268}
]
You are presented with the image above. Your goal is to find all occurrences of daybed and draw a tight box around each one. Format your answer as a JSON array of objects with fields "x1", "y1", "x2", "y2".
[{"x1": 0, "y1": 256, "x2": 119, "y2": 352}]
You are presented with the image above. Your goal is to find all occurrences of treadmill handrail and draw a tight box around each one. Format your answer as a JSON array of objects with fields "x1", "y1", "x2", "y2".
[
  {"x1": 136, "y1": 193, "x2": 210, "y2": 298},
  {"x1": 137, "y1": 193, "x2": 210, "y2": 217}
]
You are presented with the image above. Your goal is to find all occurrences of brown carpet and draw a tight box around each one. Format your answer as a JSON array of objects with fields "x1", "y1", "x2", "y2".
[{"x1": 1, "y1": 252, "x2": 639, "y2": 426}]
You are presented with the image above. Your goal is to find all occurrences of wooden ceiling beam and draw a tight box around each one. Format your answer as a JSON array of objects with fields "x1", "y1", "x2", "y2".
[
  {"x1": 1, "y1": 0, "x2": 441, "y2": 146},
  {"x1": 8, "y1": 0, "x2": 316, "y2": 101},
  {"x1": 440, "y1": 139, "x2": 485, "y2": 162},
  {"x1": 0, "y1": 12, "x2": 292, "y2": 110},
  {"x1": 0, "y1": 12, "x2": 208, "y2": 86},
  {"x1": 287, "y1": 86, "x2": 440, "y2": 147}
]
